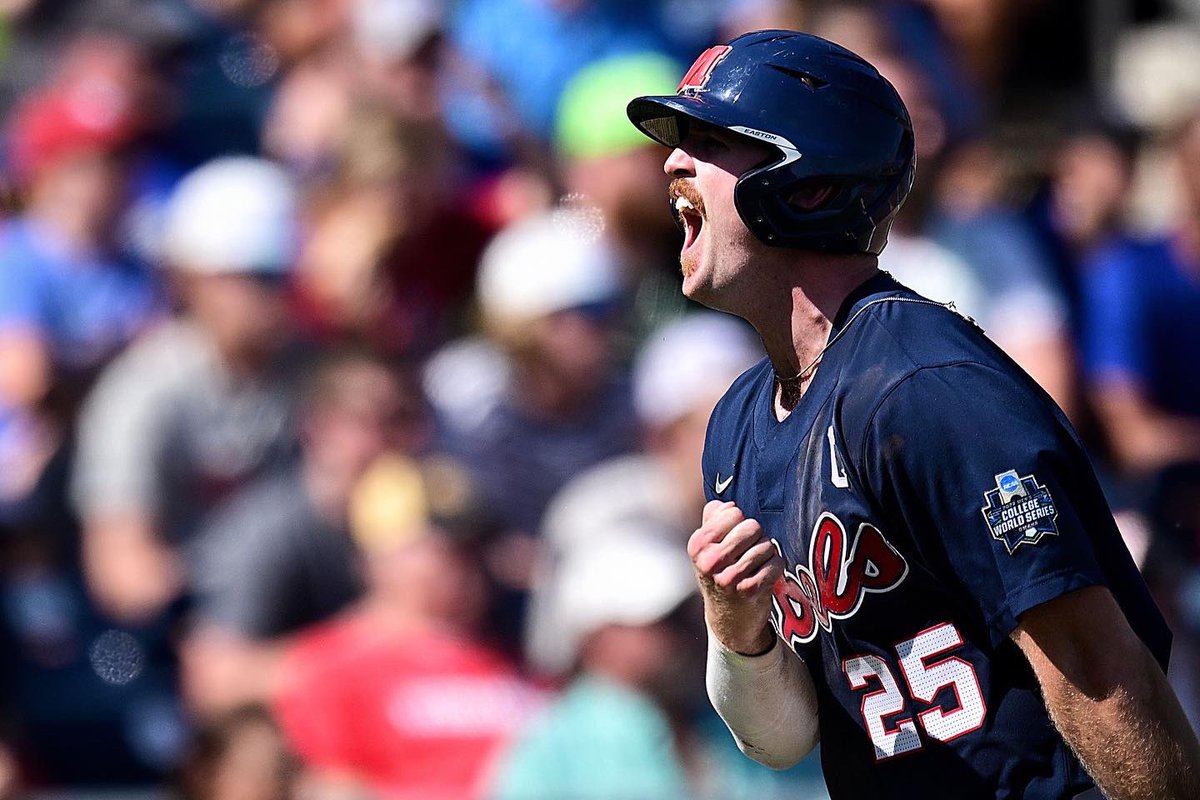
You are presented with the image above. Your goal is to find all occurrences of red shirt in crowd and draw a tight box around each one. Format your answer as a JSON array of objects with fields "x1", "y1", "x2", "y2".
[{"x1": 275, "y1": 617, "x2": 545, "y2": 800}]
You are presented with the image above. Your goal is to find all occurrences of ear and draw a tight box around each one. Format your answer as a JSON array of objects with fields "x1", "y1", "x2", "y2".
[{"x1": 788, "y1": 182, "x2": 837, "y2": 211}]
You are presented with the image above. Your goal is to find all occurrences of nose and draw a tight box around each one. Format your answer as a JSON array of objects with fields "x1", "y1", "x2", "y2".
[{"x1": 664, "y1": 147, "x2": 695, "y2": 177}]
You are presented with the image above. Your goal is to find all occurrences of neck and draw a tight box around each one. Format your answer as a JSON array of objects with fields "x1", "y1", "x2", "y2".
[
  {"x1": 732, "y1": 255, "x2": 879, "y2": 419},
  {"x1": 748, "y1": 254, "x2": 879, "y2": 393}
]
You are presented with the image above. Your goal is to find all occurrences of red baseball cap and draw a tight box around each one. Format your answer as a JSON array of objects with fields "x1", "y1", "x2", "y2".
[{"x1": 7, "y1": 80, "x2": 141, "y2": 186}]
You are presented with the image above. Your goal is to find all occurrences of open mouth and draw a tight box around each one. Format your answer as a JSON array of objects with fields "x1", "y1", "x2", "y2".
[{"x1": 674, "y1": 195, "x2": 704, "y2": 255}]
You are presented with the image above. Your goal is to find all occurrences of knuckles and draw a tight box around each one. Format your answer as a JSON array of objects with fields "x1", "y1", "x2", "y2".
[{"x1": 695, "y1": 548, "x2": 725, "y2": 577}]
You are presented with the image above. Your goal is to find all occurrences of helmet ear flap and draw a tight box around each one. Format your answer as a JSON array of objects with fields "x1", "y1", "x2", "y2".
[{"x1": 787, "y1": 180, "x2": 840, "y2": 212}]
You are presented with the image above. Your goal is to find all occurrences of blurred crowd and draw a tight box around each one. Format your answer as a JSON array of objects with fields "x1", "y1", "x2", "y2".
[{"x1": 0, "y1": 0, "x2": 1199, "y2": 797}]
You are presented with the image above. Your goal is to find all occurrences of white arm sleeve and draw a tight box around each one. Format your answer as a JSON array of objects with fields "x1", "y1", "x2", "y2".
[{"x1": 706, "y1": 626, "x2": 820, "y2": 769}]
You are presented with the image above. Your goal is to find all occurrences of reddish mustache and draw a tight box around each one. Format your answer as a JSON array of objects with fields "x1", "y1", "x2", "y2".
[{"x1": 669, "y1": 178, "x2": 705, "y2": 217}]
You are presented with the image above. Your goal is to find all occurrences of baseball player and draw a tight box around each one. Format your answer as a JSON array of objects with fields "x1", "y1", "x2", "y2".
[{"x1": 626, "y1": 30, "x2": 1200, "y2": 799}]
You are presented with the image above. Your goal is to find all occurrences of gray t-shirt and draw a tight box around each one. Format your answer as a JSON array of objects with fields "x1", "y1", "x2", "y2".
[
  {"x1": 71, "y1": 320, "x2": 305, "y2": 547},
  {"x1": 191, "y1": 467, "x2": 362, "y2": 638}
]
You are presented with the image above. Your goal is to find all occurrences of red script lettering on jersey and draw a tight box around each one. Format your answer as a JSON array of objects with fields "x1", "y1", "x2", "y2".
[{"x1": 771, "y1": 512, "x2": 909, "y2": 647}]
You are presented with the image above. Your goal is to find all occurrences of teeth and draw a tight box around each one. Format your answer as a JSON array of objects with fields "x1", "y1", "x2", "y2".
[{"x1": 674, "y1": 196, "x2": 694, "y2": 212}]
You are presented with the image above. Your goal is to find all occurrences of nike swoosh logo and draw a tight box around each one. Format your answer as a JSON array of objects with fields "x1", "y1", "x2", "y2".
[{"x1": 715, "y1": 473, "x2": 734, "y2": 494}]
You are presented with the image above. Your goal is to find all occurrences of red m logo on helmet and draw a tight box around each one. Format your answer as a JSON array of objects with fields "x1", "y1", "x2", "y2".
[{"x1": 678, "y1": 45, "x2": 732, "y2": 93}]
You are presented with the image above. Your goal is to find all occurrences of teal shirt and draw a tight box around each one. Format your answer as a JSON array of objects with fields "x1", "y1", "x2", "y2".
[
  {"x1": 489, "y1": 676, "x2": 688, "y2": 800},
  {"x1": 488, "y1": 675, "x2": 829, "y2": 800}
]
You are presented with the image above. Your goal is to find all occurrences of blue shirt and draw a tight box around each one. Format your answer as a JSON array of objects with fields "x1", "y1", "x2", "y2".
[
  {"x1": 448, "y1": 0, "x2": 722, "y2": 142},
  {"x1": 0, "y1": 218, "x2": 160, "y2": 373},
  {"x1": 1080, "y1": 236, "x2": 1200, "y2": 417},
  {"x1": 703, "y1": 273, "x2": 1169, "y2": 799}
]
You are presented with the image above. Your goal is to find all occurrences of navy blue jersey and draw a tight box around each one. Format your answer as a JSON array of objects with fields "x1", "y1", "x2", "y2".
[{"x1": 702, "y1": 273, "x2": 1170, "y2": 799}]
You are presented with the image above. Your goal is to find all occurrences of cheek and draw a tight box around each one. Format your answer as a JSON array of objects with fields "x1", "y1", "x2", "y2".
[{"x1": 707, "y1": 201, "x2": 752, "y2": 255}]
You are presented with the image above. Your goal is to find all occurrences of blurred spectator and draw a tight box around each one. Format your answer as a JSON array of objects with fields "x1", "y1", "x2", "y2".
[
  {"x1": 181, "y1": 350, "x2": 434, "y2": 717},
  {"x1": 273, "y1": 453, "x2": 542, "y2": 800},
  {"x1": 260, "y1": 53, "x2": 355, "y2": 180},
  {"x1": 928, "y1": 139, "x2": 1078, "y2": 418},
  {"x1": 175, "y1": 704, "x2": 299, "y2": 800},
  {"x1": 526, "y1": 312, "x2": 761, "y2": 674},
  {"x1": 350, "y1": 0, "x2": 446, "y2": 125},
  {"x1": 424, "y1": 207, "x2": 638, "y2": 647},
  {"x1": 0, "y1": 50, "x2": 163, "y2": 515},
  {"x1": 289, "y1": 101, "x2": 494, "y2": 355},
  {"x1": 71, "y1": 156, "x2": 308, "y2": 624},
  {"x1": 553, "y1": 52, "x2": 687, "y2": 336},
  {"x1": 0, "y1": 2, "x2": 183, "y2": 118},
  {"x1": 1025, "y1": 117, "x2": 1139, "y2": 318},
  {"x1": 492, "y1": 530, "x2": 825, "y2": 800},
  {"x1": 1079, "y1": 111, "x2": 1200, "y2": 479},
  {"x1": 488, "y1": 533, "x2": 699, "y2": 800},
  {"x1": 428, "y1": 208, "x2": 639, "y2": 540},
  {"x1": 0, "y1": 523, "x2": 189, "y2": 785}
]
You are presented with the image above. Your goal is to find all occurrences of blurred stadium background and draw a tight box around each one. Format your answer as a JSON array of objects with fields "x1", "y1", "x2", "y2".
[{"x1": 1, "y1": 0, "x2": 1200, "y2": 797}]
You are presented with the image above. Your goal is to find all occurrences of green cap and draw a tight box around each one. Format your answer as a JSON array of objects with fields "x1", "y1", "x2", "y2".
[{"x1": 555, "y1": 52, "x2": 682, "y2": 159}]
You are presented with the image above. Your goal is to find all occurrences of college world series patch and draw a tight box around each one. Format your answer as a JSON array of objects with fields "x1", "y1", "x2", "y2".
[{"x1": 981, "y1": 470, "x2": 1059, "y2": 554}]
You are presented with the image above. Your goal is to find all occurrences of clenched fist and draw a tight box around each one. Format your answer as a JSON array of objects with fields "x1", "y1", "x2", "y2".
[{"x1": 688, "y1": 499, "x2": 784, "y2": 656}]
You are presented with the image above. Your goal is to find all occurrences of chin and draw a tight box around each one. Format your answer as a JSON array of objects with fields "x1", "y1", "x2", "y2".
[{"x1": 681, "y1": 272, "x2": 720, "y2": 310}]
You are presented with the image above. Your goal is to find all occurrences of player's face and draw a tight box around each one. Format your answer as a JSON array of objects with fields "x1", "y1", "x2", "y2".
[{"x1": 664, "y1": 123, "x2": 773, "y2": 307}]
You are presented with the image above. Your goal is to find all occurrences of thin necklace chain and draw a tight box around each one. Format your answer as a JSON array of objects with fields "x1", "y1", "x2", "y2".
[{"x1": 775, "y1": 296, "x2": 974, "y2": 384}]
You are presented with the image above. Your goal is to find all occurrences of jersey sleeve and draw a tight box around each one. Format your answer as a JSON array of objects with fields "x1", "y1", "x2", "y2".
[{"x1": 860, "y1": 362, "x2": 1108, "y2": 646}]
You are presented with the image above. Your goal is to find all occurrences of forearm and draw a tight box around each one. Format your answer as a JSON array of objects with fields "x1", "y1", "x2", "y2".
[
  {"x1": 181, "y1": 624, "x2": 286, "y2": 717},
  {"x1": 1015, "y1": 586, "x2": 1200, "y2": 800},
  {"x1": 1038, "y1": 645, "x2": 1200, "y2": 800},
  {"x1": 82, "y1": 515, "x2": 184, "y2": 622},
  {"x1": 706, "y1": 625, "x2": 819, "y2": 769},
  {"x1": 691, "y1": 501, "x2": 814, "y2": 767}
]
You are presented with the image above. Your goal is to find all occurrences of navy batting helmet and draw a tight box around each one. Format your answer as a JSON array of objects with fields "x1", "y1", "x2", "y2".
[{"x1": 627, "y1": 30, "x2": 915, "y2": 255}]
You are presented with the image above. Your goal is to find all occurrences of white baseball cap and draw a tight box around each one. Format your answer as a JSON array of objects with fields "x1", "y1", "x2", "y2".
[
  {"x1": 551, "y1": 530, "x2": 696, "y2": 666},
  {"x1": 476, "y1": 208, "x2": 623, "y2": 324},
  {"x1": 633, "y1": 312, "x2": 763, "y2": 428},
  {"x1": 161, "y1": 156, "x2": 298, "y2": 275},
  {"x1": 353, "y1": 0, "x2": 441, "y2": 63}
]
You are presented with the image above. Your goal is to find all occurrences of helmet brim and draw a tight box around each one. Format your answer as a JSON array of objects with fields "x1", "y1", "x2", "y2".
[{"x1": 627, "y1": 94, "x2": 746, "y2": 148}]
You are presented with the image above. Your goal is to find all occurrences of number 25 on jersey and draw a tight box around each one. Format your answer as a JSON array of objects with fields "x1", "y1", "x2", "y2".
[{"x1": 843, "y1": 622, "x2": 987, "y2": 761}]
